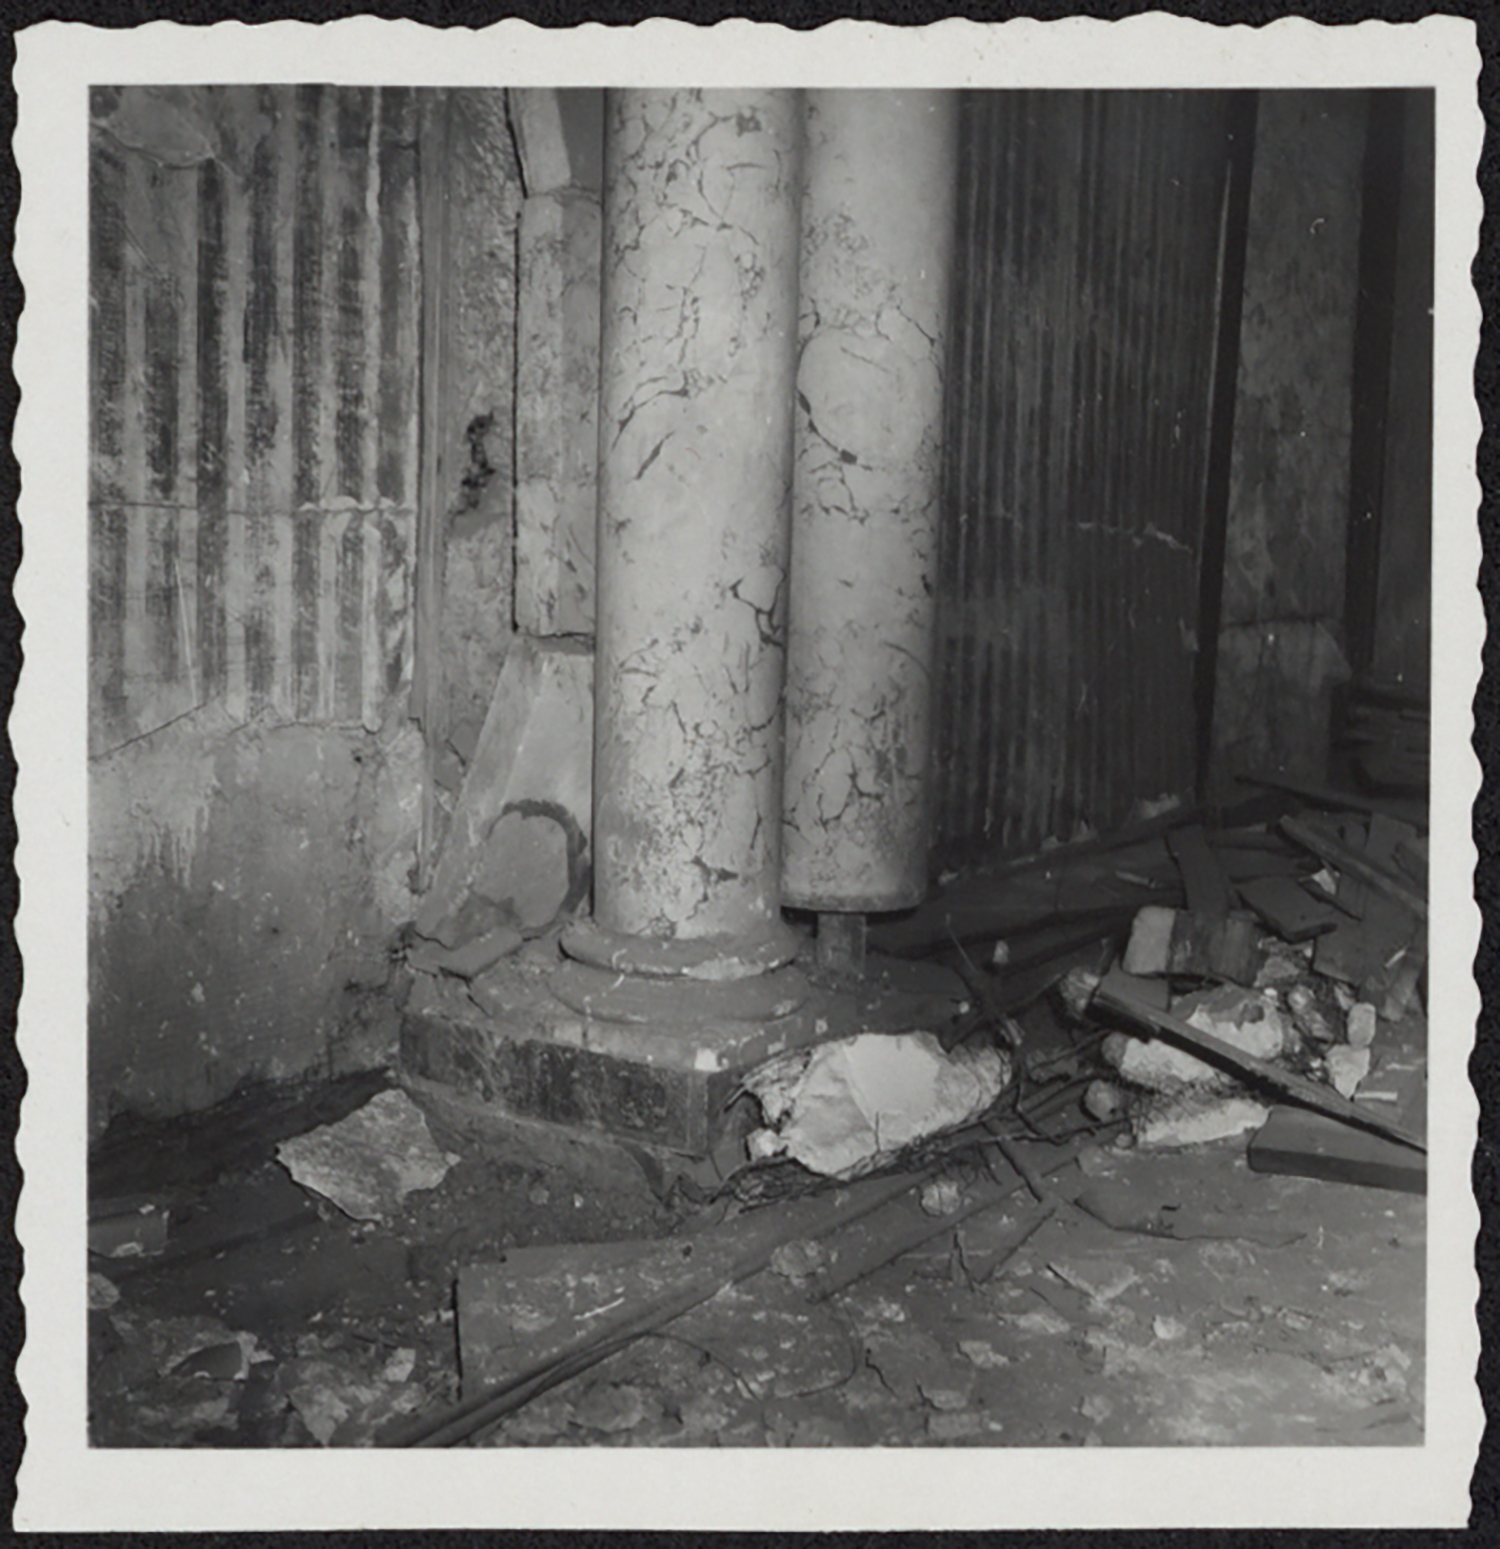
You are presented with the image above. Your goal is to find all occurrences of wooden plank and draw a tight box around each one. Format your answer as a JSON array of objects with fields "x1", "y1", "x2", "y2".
[
  {"x1": 1248, "y1": 1106, "x2": 1425, "y2": 1195},
  {"x1": 1312, "y1": 890, "x2": 1424, "y2": 994},
  {"x1": 1280, "y1": 815, "x2": 1427, "y2": 919},
  {"x1": 1237, "y1": 771, "x2": 1427, "y2": 831},
  {"x1": 1212, "y1": 846, "x2": 1316, "y2": 882},
  {"x1": 1238, "y1": 874, "x2": 1339, "y2": 942},
  {"x1": 1364, "y1": 810, "x2": 1420, "y2": 873},
  {"x1": 1167, "y1": 823, "x2": 1234, "y2": 918}
]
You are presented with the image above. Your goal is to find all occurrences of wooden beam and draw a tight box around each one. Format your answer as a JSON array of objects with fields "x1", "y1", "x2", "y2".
[{"x1": 1279, "y1": 814, "x2": 1426, "y2": 919}]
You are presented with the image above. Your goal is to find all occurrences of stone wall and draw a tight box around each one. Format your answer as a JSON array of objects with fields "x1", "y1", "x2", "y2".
[
  {"x1": 89, "y1": 708, "x2": 423, "y2": 1134},
  {"x1": 1210, "y1": 92, "x2": 1367, "y2": 790}
]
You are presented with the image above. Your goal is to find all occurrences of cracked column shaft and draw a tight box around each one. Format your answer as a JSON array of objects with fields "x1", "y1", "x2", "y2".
[
  {"x1": 588, "y1": 88, "x2": 803, "y2": 969},
  {"x1": 783, "y1": 90, "x2": 960, "y2": 912}
]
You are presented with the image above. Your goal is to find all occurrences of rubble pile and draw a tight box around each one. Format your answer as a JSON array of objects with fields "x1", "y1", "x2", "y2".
[{"x1": 86, "y1": 788, "x2": 1426, "y2": 1451}]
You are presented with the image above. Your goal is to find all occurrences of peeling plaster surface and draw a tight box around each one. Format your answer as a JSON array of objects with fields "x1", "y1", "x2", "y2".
[
  {"x1": 437, "y1": 90, "x2": 525, "y2": 753},
  {"x1": 592, "y1": 89, "x2": 802, "y2": 942},
  {"x1": 783, "y1": 91, "x2": 957, "y2": 911},
  {"x1": 90, "y1": 713, "x2": 419, "y2": 1132}
]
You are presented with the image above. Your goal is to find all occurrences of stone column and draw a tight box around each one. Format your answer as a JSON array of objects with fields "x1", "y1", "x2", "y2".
[
  {"x1": 570, "y1": 88, "x2": 803, "y2": 979},
  {"x1": 782, "y1": 90, "x2": 959, "y2": 913}
]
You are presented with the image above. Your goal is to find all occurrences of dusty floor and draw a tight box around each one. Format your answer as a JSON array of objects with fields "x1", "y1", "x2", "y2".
[{"x1": 89, "y1": 1070, "x2": 1424, "y2": 1450}]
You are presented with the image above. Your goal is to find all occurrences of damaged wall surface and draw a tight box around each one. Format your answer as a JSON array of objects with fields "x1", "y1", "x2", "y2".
[
  {"x1": 89, "y1": 86, "x2": 426, "y2": 1130},
  {"x1": 1210, "y1": 91, "x2": 1367, "y2": 789},
  {"x1": 414, "y1": 90, "x2": 526, "y2": 801}
]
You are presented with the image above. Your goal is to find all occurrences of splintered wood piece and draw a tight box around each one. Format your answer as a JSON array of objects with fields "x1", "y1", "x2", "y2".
[
  {"x1": 1248, "y1": 1106, "x2": 1426, "y2": 1194},
  {"x1": 1237, "y1": 772, "x2": 1428, "y2": 831},
  {"x1": 1238, "y1": 874, "x2": 1339, "y2": 942},
  {"x1": 1363, "y1": 811, "x2": 1421, "y2": 872},
  {"x1": 1279, "y1": 815, "x2": 1427, "y2": 919},
  {"x1": 1092, "y1": 967, "x2": 1426, "y2": 1153},
  {"x1": 1167, "y1": 825, "x2": 1235, "y2": 918}
]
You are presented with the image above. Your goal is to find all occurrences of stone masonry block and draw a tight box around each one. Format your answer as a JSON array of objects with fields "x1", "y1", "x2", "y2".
[
  {"x1": 416, "y1": 637, "x2": 593, "y2": 944},
  {"x1": 515, "y1": 190, "x2": 601, "y2": 636}
]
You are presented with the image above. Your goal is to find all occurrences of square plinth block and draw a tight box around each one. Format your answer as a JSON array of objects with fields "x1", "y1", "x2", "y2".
[{"x1": 398, "y1": 938, "x2": 967, "y2": 1159}]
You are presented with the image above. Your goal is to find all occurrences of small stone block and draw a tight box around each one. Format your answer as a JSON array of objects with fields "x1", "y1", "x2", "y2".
[
  {"x1": 1346, "y1": 1002, "x2": 1379, "y2": 1049},
  {"x1": 1122, "y1": 906, "x2": 1176, "y2": 975}
]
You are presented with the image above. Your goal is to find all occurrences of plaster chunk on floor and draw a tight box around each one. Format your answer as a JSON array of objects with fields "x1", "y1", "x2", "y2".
[
  {"x1": 1325, "y1": 1043, "x2": 1371, "y2": 1099},
  {"x1": 276, "y1": 1088, "x2": 457, "y2": 1222},
  {"x1": 743, "y1": 1031, "x2": 1010, "y2": 1179},
  {"x1": 1132, "y1": 1092, "x2": 1270, "y2": 1150},
  {"x1": 1103, "y1": 985, "x2": 1290, "y2": 1094}
]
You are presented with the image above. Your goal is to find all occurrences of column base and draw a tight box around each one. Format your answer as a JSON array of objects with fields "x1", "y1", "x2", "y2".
[
  {"x1": 560, "y1": 913, "x2": 801, "y2": 982},
  {"x1": 398, "y1": 932, "x2": 969, "y2": 1159}
]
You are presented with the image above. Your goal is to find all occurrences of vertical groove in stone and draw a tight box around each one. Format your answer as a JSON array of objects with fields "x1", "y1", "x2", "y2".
[
  {"x1": 90, "y1": 141, "x2": 128, "y2": 745},
  {"x1": 195, "y1": 156, "x2": 229, "y2": 706},
  {"x1": 291, "y1": 85, "x2": 324, "y2": 718},
  {"x1": 245, "y1": 92, "x2": 279, "y2": 708}
]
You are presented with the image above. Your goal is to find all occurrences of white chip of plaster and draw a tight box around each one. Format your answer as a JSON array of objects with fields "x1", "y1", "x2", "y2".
[
  {"x1": 742, "y1": 1030, "x2": 1010, "y2": 1180},
  {"x1": 1132, "y1": 1094, "x2": 1271, "y2": 1151}
]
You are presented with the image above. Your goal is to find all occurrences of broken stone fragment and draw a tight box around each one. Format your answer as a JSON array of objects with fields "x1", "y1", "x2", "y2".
[
  {"x1": 1325, "y1": 1044, "x2": 1371, "y2": 1099},
  {"x1": 572, "y1": 1382, "x2": 660, "y2": 1435},
  {"x1": 88, "y1": 1197, "x2": 171, "y2": 1259},
  {"x1": 1345, "y1": 1002, "x2": 1378, "y2": 1049},
  {"x1": 743, "y1": 1030, "x2": 1010, "y2": 1179},
  {"x1": 277, "y1": 1353, "x2": 426, "y2": 1445},
  {"x1": 1083, "y1": 1079, "x2": 1126, "y2": 1121},
  {"x1": 1131, "y1": 1092, "x2": 1270, "y2": 1149},
  {"x1": 1285, "y1": 982, "x2": 1338, "y2": 1046},
  {"x1": 1102, "y1": 985, "x2": 1289, "y2": 1094},
  {"x1": 769, "y1": 1237, "x2": 826, "y2": 1285},
  {"x1": 1048, "y1": 1258, "x2": 1140, "y2": 1307},
  {"x1": 919, "y1": 1177, "x2": 966, "y2": 1217},
  {"x1": 88, "y1": 1271, "x2": 121, "y2": 1310},
  {"x1": 957, "y1": 1338, "x2": 1011, "y2": 1370},
  {"x1": 171, "y1": 1340, "x2": 251, "y2": 1382},
  {"x1": 276, "y1": 1088, "x2": 458, "y2": 1222}
]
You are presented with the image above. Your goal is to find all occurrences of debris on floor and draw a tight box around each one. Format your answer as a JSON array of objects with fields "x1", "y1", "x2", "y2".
[
  {"x1": 89, "y1": 1196, "x2": 171, "y2": 1260},
  {"x1": 88, "y1": 791, "x2": 1427, "y2": 1451},
  {"x1": 276, "y1": 1088, "x2": 460, "y2": 1222}
]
